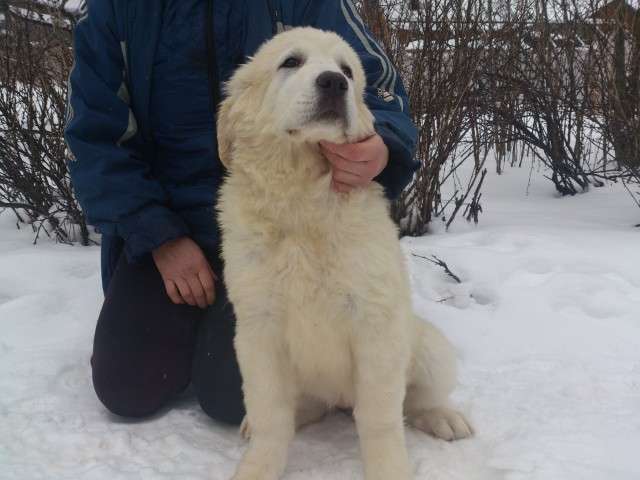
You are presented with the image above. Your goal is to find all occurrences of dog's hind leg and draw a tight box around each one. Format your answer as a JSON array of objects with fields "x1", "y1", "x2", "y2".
[{"x1": 404, "y1": 318, "x2": 474, "y2": 441}]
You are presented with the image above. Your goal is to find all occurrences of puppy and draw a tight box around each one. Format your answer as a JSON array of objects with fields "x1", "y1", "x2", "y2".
[{"x1": 216, "y1": 27, "x2": 473, "y2": 480}]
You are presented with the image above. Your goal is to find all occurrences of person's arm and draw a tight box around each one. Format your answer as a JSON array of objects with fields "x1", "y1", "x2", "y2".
[
  {"x1": 64, "y1": 0, "x2": 189, "y2": 262},
  {"x1": 316, "y1": 0, "x2": 419, "y2": 199},
  {"x1": 65, "y1": 1, "x2": 215, "y2": 307}
]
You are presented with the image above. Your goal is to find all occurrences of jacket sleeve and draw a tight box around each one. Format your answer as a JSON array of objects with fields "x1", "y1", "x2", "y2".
[
  {"x1": 316, "y1": 0, "x2": 419, "y2": 199},
  {"x1": 64, "y1": 0, "x2": 188, "y2": 261}
]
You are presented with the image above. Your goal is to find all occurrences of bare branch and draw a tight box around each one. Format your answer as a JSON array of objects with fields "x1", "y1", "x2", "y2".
[{"x1": 411, "y1": 253, "x2": 462, "y2": 284}]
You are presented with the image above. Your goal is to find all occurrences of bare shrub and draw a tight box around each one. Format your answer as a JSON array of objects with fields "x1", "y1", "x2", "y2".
[
  {"x1": 482, "y1": 0, "x2": 597, "y2": 195},
  {"x1": 0, "y1": 1, "x2": 89, "y2": 244},
  {"x1": 585, "y1": 0, "x2": 640, "y2": 207},
  {"x1": 2, "y1": 0, "x2": 638, "y2": 247},
  {"x1": 360, "y1": 0, "x2": 492, "y2": 235},
  {"x1": 361, "y1": 0, "x2": 640, "y2": 234}
]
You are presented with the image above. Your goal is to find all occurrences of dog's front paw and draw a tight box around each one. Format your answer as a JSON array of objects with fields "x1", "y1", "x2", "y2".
[
  {"x1": 231, "y1": 435, "x2": 289, "y2": 480},
  {"x1": 231, "y1": 473, "x2": 270, "y2": 480},
  {"x1": 409, "y1": 406, "x2": 474, "y2": 441},
  {"x1": 231, "y1": 472, "x2": 269, "y2": 480},
  {"x1": 231, "y1": 461, "x2": 280, "y2": 480}
]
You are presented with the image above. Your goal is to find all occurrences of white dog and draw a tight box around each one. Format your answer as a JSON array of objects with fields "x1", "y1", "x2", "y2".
[{"x1": 216, "y1": 28, "x2": 473, "y2": 480}]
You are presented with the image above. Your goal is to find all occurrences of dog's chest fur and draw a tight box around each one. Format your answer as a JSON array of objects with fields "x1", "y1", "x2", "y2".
[
  {"x1": 219, "y1": 171, "x2": 409, "y2": 405},
  {"x1": 274, "y1": 225, "x2": 360, "y2": 405}
]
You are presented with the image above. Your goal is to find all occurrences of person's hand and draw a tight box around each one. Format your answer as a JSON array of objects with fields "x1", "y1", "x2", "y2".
[
  {"x1": 152, "y1": 237, "x2": 217, "y2": 309},
  {"x1": 320, "y1": 134, "x2": 389, "y2": 193}
]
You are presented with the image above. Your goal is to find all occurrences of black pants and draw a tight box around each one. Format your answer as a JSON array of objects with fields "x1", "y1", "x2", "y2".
[{"x1": 91, "y1": 253, "x2": 245, "y2": 425}]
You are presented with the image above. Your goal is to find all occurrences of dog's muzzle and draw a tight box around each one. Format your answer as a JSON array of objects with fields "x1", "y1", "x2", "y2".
[{"x1": 314, "y1": 71, "x2": 348, "y2": 121}]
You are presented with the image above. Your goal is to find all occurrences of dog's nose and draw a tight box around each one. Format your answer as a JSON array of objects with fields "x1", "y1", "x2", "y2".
[{"x1": 316, "y1": 71, "x2": 348, "y2": 97}]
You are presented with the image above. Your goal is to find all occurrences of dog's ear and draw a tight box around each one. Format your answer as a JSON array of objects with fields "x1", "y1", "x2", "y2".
[
  {"x1": 216, "y1": 62, "x2": 260, "y2": 168},
  {"x1": 217, "y1": 97, "x2": 234, "y2": 168}
]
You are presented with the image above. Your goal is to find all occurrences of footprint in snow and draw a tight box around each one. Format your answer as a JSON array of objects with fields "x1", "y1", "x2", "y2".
[
  {"x1": 50, "y1": 363, "x2": 91, "y2": 394},
  {"x1": 64, "y1": 263, "x2": 99, "y2": 280},
  {"x1": 0, "y1": 292, "x2": 14, "y2": 306}
]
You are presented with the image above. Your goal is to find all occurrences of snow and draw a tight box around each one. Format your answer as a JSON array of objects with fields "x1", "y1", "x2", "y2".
[
  {"x1": 31, "y1": 0, "x2": 86, "y2": 15},
  {"x1": 1, "y1": 165, "x2": 639, "y2": 479},
  {"x1": 8, "y1": 6, "x2": 72, "y2": 29},
  {"x1": 6, "y1": 1, "x2": 85, "y2": 27},
  {"x1": 61, "y1": 0, "x2": 86, "y2": 15},
  {"x1": 406, "y1": 40, "x2": 424, "y2": 52}
]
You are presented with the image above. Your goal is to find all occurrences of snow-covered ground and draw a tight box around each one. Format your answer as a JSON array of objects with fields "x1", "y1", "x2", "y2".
[{"x1": 1, "y1": 166, "x2": 639, "y2": 480}]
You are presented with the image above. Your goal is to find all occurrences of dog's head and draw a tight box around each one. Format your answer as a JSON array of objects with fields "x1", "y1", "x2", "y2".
[{"x1": 217, "y1": 27, "x2": 374, "y2": 168}]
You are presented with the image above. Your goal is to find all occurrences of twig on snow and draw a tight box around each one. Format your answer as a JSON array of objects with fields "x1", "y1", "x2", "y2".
[{"x1": 411, "y1": 253, "x2": 462, "y2": 284}]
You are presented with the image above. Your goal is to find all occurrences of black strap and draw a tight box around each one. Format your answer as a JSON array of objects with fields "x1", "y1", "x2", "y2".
[{"x1": 206, "y1": 0, "x2": 220, "y2": 117}]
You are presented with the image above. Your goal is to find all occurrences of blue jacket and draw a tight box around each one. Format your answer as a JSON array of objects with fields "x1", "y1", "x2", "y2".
[{"x1": 65, "y1": 0, "x2": 418, "y2": 290}]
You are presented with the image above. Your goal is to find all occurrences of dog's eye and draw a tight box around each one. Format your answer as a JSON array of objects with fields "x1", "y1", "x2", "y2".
[
  {"x1": 341, "y1": 65, "x2": 353, "y2": 79},
  {"x1": 280, "y1": 56, "x2": 302, "y2": 69}
]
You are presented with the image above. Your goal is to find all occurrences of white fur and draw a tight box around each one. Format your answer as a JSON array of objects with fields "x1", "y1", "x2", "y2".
[{"x1": 216, "y1": 28, "x2": 473, "y2": 480}]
